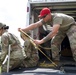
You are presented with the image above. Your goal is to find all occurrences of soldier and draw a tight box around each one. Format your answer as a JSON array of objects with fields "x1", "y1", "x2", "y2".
[
  {"x1": 0, "y1": 23, "x2": 26, "y2": 72},
  {"x1": 20, "y1": 32, "x2": 39, "y2": 68},
  {"x1": 18, "y1": 7, "x2": 76, "y2": 62}
]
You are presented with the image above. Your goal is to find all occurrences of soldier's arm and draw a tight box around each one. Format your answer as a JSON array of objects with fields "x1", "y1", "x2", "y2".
[
  {"x1": 40, "y1": 24, "x2": 60, "y2": 43},
  {"x1": 21, "y1": 20, "x2": 43, "y2": 32},
  {"x1": 1, "y1": 35, "x2": 9, "y2": 63}
]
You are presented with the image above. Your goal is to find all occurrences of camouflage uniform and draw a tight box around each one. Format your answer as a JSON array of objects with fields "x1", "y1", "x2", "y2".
[
  {"x1": 20, "y1": 33, "x2": 39, "y2": 68},
  {"x1": 1, "y1": 31, "x2": 25, "y2": 72},
  {"x1": 42, "y1": 13, "x2": 76, "y2": 61}
]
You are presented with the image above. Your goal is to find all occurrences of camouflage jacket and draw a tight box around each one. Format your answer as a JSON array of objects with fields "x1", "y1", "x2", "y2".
[{"x1": 1, "y1": 31, "x2": 24, "y2": 63}]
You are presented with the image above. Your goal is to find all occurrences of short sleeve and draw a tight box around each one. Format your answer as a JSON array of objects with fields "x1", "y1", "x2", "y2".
[{"x1": 53, "y1": 17, "x2": 63, "y2": 25}]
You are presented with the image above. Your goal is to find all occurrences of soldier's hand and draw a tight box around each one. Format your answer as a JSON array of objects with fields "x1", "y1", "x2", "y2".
[
  {"x1": 18, "y1": 28, "x2": 21, "y2": 32},
  {"x1": 34, "y1": 39, "x2": 43, "y2": 45}
]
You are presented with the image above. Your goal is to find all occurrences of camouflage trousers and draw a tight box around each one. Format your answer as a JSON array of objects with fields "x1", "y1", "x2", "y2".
[
  {"x1": 20, "y1": 57, "x2": 39, "y2": 68},
  {"x1": 2, "y1": 50, "x2": 24, "y2": 72},
  {"x1": 51, "y1": 25, "x2": 76, "y2": 61},
  {"x1": 20, "y1": 39, "x2": 39, "y2": 68},
  {"x1": 2, "y1": 58, "x2": 22, "y2": 72}
]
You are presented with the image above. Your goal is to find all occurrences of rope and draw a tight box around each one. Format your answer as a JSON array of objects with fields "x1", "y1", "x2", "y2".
[
  {"x1": 38, "y1": 45, "x2": 51, "y2": 50},
  {"x1": 19, "y1": 29, "x2": 58, "y2": 67}
]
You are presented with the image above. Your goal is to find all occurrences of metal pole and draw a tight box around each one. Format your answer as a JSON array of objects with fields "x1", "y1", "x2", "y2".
[{"x1": 7, "y1": 45, "x2": 11, "y2": 73}]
